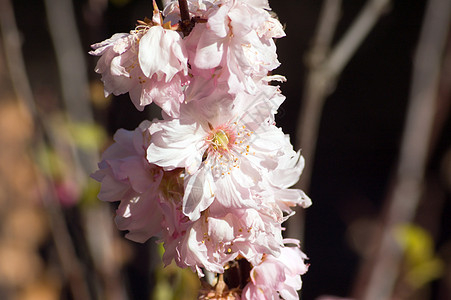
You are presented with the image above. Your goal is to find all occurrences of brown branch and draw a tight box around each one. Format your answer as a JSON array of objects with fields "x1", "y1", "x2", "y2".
[
  {"x1": 179, "y1": 0, "x2": 190, "y2": 23},
  {"x1": 178, "y1": 0, "x2": 195, "y2": 37},
  {"x1": 352, "y1": 0, "x2": 451, "y2": 298}
]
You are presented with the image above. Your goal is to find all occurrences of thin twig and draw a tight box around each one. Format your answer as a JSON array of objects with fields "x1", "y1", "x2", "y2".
[
  {"x1": 326, "y1": 0, "x2": 390, "y2": 79},
  {"x1": 288, "y1": 0, "x2": 342, "y2": 240},
  {"x1": 352, "y1": 0, "x2": 451, "y2": 298},
  {"x1": 290, "y1": 0, "x2": 391, "y2": 242},
  {"x1": 295, "y1": 0, "x2": 391, "y2": 192},
  {"x1": 307, "y1": 0, "x2": 343, "y2": 68}
]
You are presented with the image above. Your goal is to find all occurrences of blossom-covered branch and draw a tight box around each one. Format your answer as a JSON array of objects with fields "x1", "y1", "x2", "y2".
[{"x1": 90, "y1": 1, "x2": 311, "y2": 298}]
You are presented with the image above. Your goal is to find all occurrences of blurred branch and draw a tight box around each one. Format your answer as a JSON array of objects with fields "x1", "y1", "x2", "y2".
[
  {"x1": 295, "y1": 0, "x2": 391, "y2": 192},
  {"x1": 309, "y1": 0, "x2": 342, "y2": 67},
  {"x1": 0, "y1": 1, "x2": 94, "y2": 299},
  {"x1": 430, "y1": 25, "x2": 451, "y2": 153},
  {"x1": 288, "y1": 0, "x2": 341, "y2": 240},
  {"x1": 41, "y1": 184, "x2": 93, "y2": 300},
  {"x1": 289, "y1": 0, "x2": 390, "y2": 240},
  {"x1": 326, "y1": 0, "x2": 390, "y2": 80},
  {"x1": 0, "y1": 0, "x2": 36, "y2": 117},
  {"x1": 44, "y1": 1, "x2": 130, "y2": 299},
  {"x1": 43, "y1": 0, "x2": 91, "y2": 123},
  {"x1": 43, "y1": 0, "x2": 98, "y2": 176},
  {"x1": 352, "y1": 0, "x2": 451, "y2": 298}
]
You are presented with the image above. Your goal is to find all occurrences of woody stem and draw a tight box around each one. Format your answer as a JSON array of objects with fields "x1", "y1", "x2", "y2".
[
  {"x1": 178, "y1": 0, "x2": 190, "y2": 23},
  {"x1": 178, "y1": 0, "x2": 194, "y2": 36}
]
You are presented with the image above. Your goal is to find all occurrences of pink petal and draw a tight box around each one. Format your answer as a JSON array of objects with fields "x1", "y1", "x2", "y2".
[{"x1": 183, "y1": 168, "x2": 215, "y2": 220}]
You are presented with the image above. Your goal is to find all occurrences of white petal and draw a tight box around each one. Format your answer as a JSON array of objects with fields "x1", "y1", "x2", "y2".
[
  {"x1": 139, "y1": 27, "x2": 186, "y2": 82},
  {"x1": 146, "y1": 120, "x2": 205, "y2": 170},
  {"x1": 183, "y1": 168, "x2": 215, "y2": 220}
]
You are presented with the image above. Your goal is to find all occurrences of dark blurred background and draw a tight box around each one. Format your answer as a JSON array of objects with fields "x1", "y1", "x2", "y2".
[{"x1": 0, "y1": 0, "x2": 449, "y2": 299}]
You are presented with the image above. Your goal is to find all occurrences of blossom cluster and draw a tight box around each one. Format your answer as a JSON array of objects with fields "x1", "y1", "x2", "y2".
[{"x1": 91, "y1": 0, "x2": 311, "y2": 298}]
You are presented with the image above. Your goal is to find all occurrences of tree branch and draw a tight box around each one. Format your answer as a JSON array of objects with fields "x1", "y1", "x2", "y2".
[
  {"x1": 0, "y1": 0, "x2": 37, "y2": 118},
  {"x1": 295, "y1": 0, "x2": 391, "y2": 193},
  {"x1": 178, "y1": 0, "x2": 195, "y2": 37},
  {"x1": 43, "y1": 0, "x2": 98, "y2": 177},
  {"x1": 288, "y1": 0, "x2": 342, "y2": 241},
  {"x1": 352, "y1": 0, "x2": 451, "y2": 298},
  {"x1": 179, "y1": 0, "x2": 190, "y2": 23},
  {"x1": 325, "y1": 0, "x2": 390, "y2": 79}
]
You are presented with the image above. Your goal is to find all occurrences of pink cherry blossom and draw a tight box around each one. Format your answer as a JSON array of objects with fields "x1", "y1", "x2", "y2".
[
  {"x1": 242, "y1": 240, "x2": 309, "y2": 300},
  {"x1": 146, "y1": 88, "x2": 292, "y2": 221},
  {"x1": 91, "y1": 0, "x2": 312, "y2": 297},
  {"x1": 91, "y1": 121, "x2": 164, "y2": 242},
  {"x1": 182, "y1": 0, "x2": 285, "y2": 94},
  {"x1": 262, "y1": 142, "x2": 312, "y2": 214},
  {"x1": 92, "y1": 122, "x2": 196, "y2": 245},
  {"x1": 89, "y1": 3, "x2": 188, "y2": 116},
  {"x1": 163, "y1": 200, "x2": 285, "y2": 276},
  {"x1": 163, "y1": 0, "x2": 215, "y2": 20}
]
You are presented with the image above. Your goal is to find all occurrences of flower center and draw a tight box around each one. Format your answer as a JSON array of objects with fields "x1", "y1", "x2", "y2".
[
  {"x1": 204, "y1": 122, "x2": 253, "y2": 178},
  {"x1": 210, "y1": 129, "x2": 232, "y2": 153}
]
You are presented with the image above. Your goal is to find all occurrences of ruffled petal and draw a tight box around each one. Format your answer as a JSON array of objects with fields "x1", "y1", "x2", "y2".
[
  {"x1": 146, "y1": 119, "x2": 205, "y2": 171},
  {"x1": 183, "y1": 167, "x2": 216, "y2": 220},
  {"x1": 139, "y1": 27, "x2": 187, "y2": 82}
]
